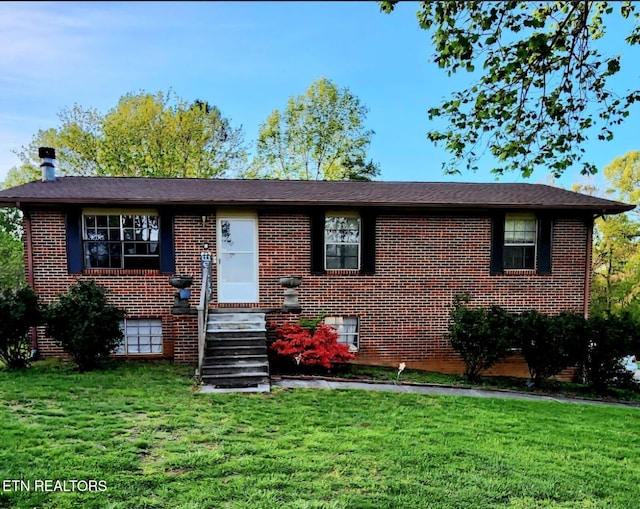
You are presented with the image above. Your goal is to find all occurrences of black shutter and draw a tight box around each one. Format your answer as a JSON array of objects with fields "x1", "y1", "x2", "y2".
[
  {"x1": 310, "y1": 209, "x2": 326, "y2": 275},
  {"x1": 490, "y1": 212, "x2": 505, "y2": 275},
  {"x1": 66, "y1": 208, "x2": 83, "y2": 274},
  {"x1": 537, "y1": 214, "x2": 552, "y2": 275},
  {"x1": 360, "y1": 210, "x2": 376, "y2": 275},
  {"x1": 159, "y1": 210, "x2": 175, "y2": 274}
]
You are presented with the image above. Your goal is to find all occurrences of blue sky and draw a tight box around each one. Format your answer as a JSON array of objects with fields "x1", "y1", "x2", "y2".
[{"x1": 1, "y1": 1, "x2": 639, "y2": 190}]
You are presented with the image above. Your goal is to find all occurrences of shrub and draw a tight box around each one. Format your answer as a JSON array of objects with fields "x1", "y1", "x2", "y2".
[
  {"x1": 517, "y1": 311, "x2": 588, "y2": 386},
  {"x1": 0, "y1": 286, "x2": 40, "y2": 369},
  {"x1": 270, "y1": 321, "x2": 355, "y2": 370},
  {"x1": 44, "y1": 280, "x2": 126, "y2": 372},
  {"x1": 583, "y1": 314, "x2": 636, "y2": 392},
  {"x1": 448, "y1": 297, "x2": 514, "y2": 382},
  {"x1": 297, "y1": 311, "x2": 329, "y2": 334}
]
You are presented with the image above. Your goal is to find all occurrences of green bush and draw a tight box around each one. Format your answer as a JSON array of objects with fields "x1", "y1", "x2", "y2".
[
  {"x1": 44, "y1": 280, "x2": 126, "y2": 372},
  {"x1": 517, "y1": 311, "x2": 588, "y2": 386},
  {"x1": 583, "y1": 313, "x2": 636, "y2": 392},
  {"x1": 449, "y1": 295, "x2": 639, "y2": 390},
  {"x1": 0, "y1": 286, "x2": 40, "y2": 369},
  {"x1": 448, "y1": 297, "x2": 514, "y2": 382},
  {"x1": 297, "y1": 311, "x2": 329, "y2": 334}
]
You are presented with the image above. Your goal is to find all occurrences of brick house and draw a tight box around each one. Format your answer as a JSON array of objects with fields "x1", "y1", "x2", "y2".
[{"x1": 0, "y1": 159, "x2": 634, "y2": 384}]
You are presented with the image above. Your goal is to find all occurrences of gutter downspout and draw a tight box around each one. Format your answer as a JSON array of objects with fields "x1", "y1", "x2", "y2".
[{"x1": 22, "y1": 206, "x2": 37, "y2": 351}]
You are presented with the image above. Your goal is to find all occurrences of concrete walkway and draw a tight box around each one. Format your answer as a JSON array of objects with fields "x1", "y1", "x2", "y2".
[{"x1": 272, "y1": 378, "x2": 640, "y2": 409}]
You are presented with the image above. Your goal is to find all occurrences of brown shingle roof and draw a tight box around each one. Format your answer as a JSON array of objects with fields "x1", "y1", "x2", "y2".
[{"x1": 0, "y1": 176, "x2": 633, "y2": 213}]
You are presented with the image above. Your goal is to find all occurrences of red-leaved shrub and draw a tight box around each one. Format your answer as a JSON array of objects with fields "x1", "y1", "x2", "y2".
[{"x1": 270, "y1": 322, "x2": 355, "y2": 369}]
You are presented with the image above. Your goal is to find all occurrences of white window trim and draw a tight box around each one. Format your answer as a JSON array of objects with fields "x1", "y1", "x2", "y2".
[
  {"x1": 82, "y1": 209, "x2": 160, "y2": 270},
  {"x1": 324, "y1": 316, "x2": 359, "y2": 352},
  {"x1": 324, "y1": 211, "x2": 361, "y2": 271},
  {"x1": 504, "y1": 213, "x2": 537, "y2": 270}
]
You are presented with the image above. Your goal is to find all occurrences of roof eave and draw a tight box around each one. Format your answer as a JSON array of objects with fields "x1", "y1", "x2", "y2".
[{"x1": 0, "y1": 197, "x2": 634, "y2": 214}]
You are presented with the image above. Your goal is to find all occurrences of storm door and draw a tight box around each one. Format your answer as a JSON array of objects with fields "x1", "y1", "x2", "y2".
[{"x1": 216, "y1": 215, "x2": 258, "y2": 303}]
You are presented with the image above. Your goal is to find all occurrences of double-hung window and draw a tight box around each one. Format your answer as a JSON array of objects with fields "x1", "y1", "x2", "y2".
[
  {"x1": 82, "y1": 210, "x2": 159, "y2": 270},
  {"x1": 325, "y1": 213, "x2": 361, "y2": 270},
  {"x1": 503, "y1": 213, "x2": 537, "y2": 270}
]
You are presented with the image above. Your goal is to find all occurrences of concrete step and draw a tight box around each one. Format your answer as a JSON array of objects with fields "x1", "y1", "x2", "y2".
[
  {"x1": 204, "y1": 354, "x2": 268, "y2": 365},
  {"x1": 208, "y1": 312, "x2": 266, "y2": 323},
  {"x1": 207, "y1": 313, "x2": 266, "y2": 333},
  {"x1": 200, "y1": 384, "x2": 270, "y2": 394},
  {"x1": 200, "y1": 312, "x2": 270, "y2": 389},
  {"x1": 207, "y1": 331, "x2": 267, "y2": 341},
  {"x1": 206, "y1": 344, "x2": 267, "y2": 356},
  {"x1": 201, "y1": 361, "x2": 269, "y2": 376},
  {"x1": 207, "y1": 322, "x2": 266, "y2": 333},
  {"x1": 201, "y1": 372, "x2": 270, "y2": 388},
  {"x1": 207, "y1": 337, "x2": 267, "y2": 348}
]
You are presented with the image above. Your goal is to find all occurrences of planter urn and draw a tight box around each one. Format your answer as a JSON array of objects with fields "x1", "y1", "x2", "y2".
[
  {"x1": 169, "y1": 274, "x2": 193, "y2": 312},
  {"x1": 280, "y1": 276, "x2": 302, "y2": 314}
]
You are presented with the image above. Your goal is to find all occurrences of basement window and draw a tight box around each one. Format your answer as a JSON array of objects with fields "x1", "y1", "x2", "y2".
[
  {"x1": 324, "y1": 316, "x2": 359, "y2": 352},
  {"x1": 115, "y1": 318, "x2": 163, "y2": 355}
]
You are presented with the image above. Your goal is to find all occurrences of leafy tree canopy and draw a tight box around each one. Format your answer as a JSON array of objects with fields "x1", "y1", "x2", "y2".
[
  {"x1": 380, "y1": 1, "x2": 640, "y2": 179},
  {"x1": 247, "y1": 77, "x2": 380, "y2": 181},
  {"x1": 603, "y1": 150, "x2": 640, "y2": 205},
  {"x1": 0, "y1": 230, "x2": 24, "y2": 290},
  {"x1": 0, "y1": 180, "x2": 24, "y2": 289},
  {"x1": 11, "y1": 90, "x2": 247, "y2": 181},
  {"x1": 575, "y1": 151, "x2": 640, "y2": 318}
]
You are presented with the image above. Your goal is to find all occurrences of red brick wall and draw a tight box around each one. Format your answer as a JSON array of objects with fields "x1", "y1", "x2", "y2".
[
  {"x1": 260, "y1": 212, "x2": 588, "y2": 378},
  {"x1": 26, "y1": 210, "x2": 205, "y2": 361},
  {"x1": 26, "y1": 208, "x2": 589, "y2": 378}
]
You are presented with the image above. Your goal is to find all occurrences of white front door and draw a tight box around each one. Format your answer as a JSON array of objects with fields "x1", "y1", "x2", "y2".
[{"x1": 217, "y1": 214, "x2": 258, "y2": 303}]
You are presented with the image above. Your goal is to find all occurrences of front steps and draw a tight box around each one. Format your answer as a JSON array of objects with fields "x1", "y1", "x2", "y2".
[{"x1": 200, "y1": 312, "x2": 270, "y2": 391}]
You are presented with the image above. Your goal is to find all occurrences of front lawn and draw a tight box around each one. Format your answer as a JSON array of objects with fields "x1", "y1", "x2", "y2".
[{"x1": 1, "y1": 360, "x2": 639, "y2": 508}]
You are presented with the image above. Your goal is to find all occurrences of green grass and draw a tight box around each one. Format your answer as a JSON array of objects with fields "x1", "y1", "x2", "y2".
[{"x1": 1, "y1": 360, "x2": 640, "y2": 508}]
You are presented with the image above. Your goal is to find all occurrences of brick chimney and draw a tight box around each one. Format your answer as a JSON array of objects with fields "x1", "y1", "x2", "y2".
[{"x1": 39, "y1": 147, "x2": 56, "y2": 182}]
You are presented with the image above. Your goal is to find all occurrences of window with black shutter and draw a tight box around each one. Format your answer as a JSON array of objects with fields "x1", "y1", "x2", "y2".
[
  {"x1": 309, "y1": 209, "x2": 376, "y2": 275},
  {"x1": 65, "y1": 208, "x2": 175, "y2": 274},
  {"x1": 504, "y1": 213, "x2": 537, "y2": 270},
  {"x1": 490, "y1": 212, "x2": 552, "y2": 274},
  {"x1": 325, "y1": 213, "x2": 361, "y2": 270}
]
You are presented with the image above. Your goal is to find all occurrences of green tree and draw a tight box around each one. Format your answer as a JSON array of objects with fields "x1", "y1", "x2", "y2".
[
  {"x1": 0, "y1": 179, "x2": 24, "y2": 290},
  {"x1": 603, "y1": 151, "x2": 640, "y2": 205},
  {"x1": 248, "y1": 77, "x2": 380, "y2": 181},
  {"x1": 587, "y1": 151, "x2": 640, "y2": 318},
  {"x1": 0, "y1": 229, "x2": 24, "y2": 290},
  {"x1": 380, "y1": 1, "x2": 640, "y2": 179},
  {"x1": 591, "y1": 213, "x2": 640, "y2": 317},
  {"x1": 13, "y1": 90, "x2": 246, "y2": 180}
]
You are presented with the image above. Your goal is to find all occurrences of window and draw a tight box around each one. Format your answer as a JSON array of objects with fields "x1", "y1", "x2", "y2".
[
  {"x1": 324, "y1": 316, "x2": 359, "y2": 351},
  {"x1": 116, "y1": 318, "x2": 163, "y2": 355},
  {"x1": 504, "y1": 214, "x2": 537, "y2": 270},
  {"x1": 325, "y1": 214, "x2": 361, "y2": 270},
  {"x1": 83, "y1": 211, "x2": 159, "y2": 269}
]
